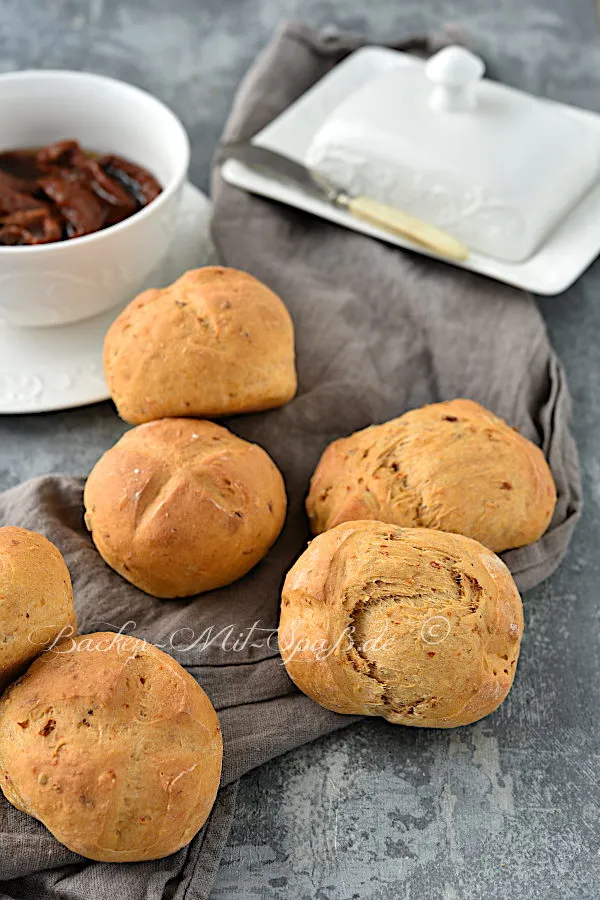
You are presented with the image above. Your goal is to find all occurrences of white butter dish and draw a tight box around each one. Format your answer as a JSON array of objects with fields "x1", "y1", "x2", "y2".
[
  {"x1": 221, "y1": 45, "x2": 600, "y2": 294},
  {"x1": 306, "y1": 46, "x2": 600, "y2": 263}
]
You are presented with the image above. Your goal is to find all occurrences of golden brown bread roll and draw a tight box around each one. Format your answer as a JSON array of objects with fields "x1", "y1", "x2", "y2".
[
  {"x1": 0, "y1": 527, "x2": 77, "y2": 691},
  {"x1": 84, "y1": 418, "x2": 286, "y2": 598},
  {"x1": 0, "y1": 632, "x2": 222, "y2": 862},
  {"x1": 279, "y1": 521, "x2": 524, "y2": 728},
  {"x1": 103, "y1": 266, "x2": 297, "y2": 424},
  {"x1": 307, "y1": 398, "x2": 556, "y2": 553}
]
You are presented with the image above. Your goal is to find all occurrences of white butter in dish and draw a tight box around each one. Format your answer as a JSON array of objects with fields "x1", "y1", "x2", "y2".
[{"x1": 305, "y1": 46, "x2": 600, "y2": 263}]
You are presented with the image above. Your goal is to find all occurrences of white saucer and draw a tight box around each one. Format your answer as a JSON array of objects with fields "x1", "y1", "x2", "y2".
[
  {"x1": 0, "y1": 182, "x2": 215, "y2": 414},
  {"x1": 221, "y1": 46, "x2": 600, "y2": 296}
]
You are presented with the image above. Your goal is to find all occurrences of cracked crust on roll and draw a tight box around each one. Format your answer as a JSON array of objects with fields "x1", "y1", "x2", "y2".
[
  {"x1": 103, "y1": 266, "x2": 297, "y2": 424},
  {"x1": 84, "y1": 418, "x2": 287, "y2": 598},
  {"x1": 0, "y1": 633, "x2": 223, "y2": 862},
  {"x1": 306, "y1": 398, "x2": 557, "y2": 553},
  {"x1": 279, "y1": 520, "x2": 524, "y2": 728}
]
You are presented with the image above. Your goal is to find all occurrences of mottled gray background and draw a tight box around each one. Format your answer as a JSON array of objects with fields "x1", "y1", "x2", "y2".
[{"x1": 1, "y1": 1, "x2": 600, "y2": 898}]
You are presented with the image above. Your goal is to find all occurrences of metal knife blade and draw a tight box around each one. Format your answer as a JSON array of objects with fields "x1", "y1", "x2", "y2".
[{"x1": 221, "y1": 142, "x2": 343, "y2": 203}]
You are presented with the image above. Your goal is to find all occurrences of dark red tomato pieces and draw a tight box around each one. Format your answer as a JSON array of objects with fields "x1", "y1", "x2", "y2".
[{"x1": 0, "y1": 140, "x2": 162, "y2": 245}]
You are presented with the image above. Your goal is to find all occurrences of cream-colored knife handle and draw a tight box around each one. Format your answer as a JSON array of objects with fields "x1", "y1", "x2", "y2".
[{"x1": 343, "y1": 195, "x2": 469, "y2": 262}]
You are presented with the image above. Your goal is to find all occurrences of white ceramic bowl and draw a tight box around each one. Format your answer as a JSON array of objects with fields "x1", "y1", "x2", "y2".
[{"x1": 0, "y1": 70, "x2": 190, "y2": 327}]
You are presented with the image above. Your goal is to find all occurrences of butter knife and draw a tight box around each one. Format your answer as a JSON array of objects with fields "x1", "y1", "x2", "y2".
[{"x1": 221, "y1": 142, "x2": 469, "y2": 262}]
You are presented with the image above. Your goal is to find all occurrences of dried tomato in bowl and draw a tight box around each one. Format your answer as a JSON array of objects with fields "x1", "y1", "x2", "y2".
[{"x1": 0, "y1": 139, "x2": 162, "y2": 245}]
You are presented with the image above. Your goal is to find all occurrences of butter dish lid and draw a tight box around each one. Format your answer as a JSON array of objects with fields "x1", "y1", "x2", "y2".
[{"x1": 305, "y1": 46, "x2": 600, "y2": 262}]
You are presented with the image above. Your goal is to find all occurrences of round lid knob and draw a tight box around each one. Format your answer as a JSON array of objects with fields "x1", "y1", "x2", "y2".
[{"x1": 425, "y1": 46, "x2": 485, "y2": 113}]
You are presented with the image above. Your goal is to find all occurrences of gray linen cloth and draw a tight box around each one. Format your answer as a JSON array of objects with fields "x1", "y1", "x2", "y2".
[{"x1": 0, "y1": 22, "x2": 582, "y2": 900}]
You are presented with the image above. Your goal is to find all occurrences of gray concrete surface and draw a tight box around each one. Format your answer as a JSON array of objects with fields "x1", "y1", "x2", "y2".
[{"x1": 1, "y1": 1, "x2": 600, "y2": 898}]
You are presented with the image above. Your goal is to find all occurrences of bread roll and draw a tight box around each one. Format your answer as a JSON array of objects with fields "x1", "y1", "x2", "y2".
[
  {"x1": 307, "y1": 398, "x2": 556, "y2": 553},
  {"x1": 0, "y1": 527, "x2": 77, "y2": 691},
  {"x1": 279, "y1": 520, "x2": 523, "y2": 728},
  {"x1": 0, "y1": 632, "x2": 222, "y2": 862},
  {"x1": 84, "y1": 418, "x2": 286, "y2": 598},
  {"x1": 103, "y1": 266, "x2": 297, "y2": 424}
]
